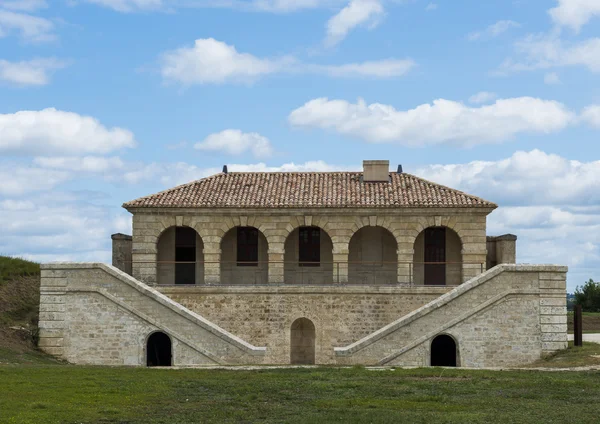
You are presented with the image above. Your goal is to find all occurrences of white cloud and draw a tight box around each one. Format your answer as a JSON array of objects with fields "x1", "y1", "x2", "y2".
[
  {"x1": 0, "y1": 58, "x2": 67, "y2": 86},
  {"x1": 499, "y1": 34, "x2": 600, "y2": 74},
  {"x1": 549, "y1": 0, "x2": 600, "y2": 32},
  {"x1": 0, "y1": 0, "x2": 47, "y2": 11},
  {"x1": 468, "y1": 91, "x2": 497, "y2": 104},
  {"x1": 468, "y1": 20, "x2": 520, "y2": 41},
  {"x1": 288, "y1": 97, "x2": 575, "y2": 147},
  {"x1": 80, "y1": 0, "x2": 163, "y2": 12},
  {"x1": 425, "y1": 3, "x2": 437, "y2": 11},
  {"x1": 544, "y1": 72, "x2": 561, "y2": 85},
  {"x1": 33, "y1": 156, "x2": 126, "y2": 172},
  {"x1": 0, "y1": 108, "x2": 136, "y2": 156},
  {"x1": 160, "y1": 38, "x2": 415, "y2": 85},
  {"x1": 160, "y1": 38, "x2": 293, "y2": 85},
  {"x1": 325, "y1": 0, "x2": 384, "y2": 47},
  {"x1": 0, "y1": 9, "x2": 55, "y2": 42},
  {"x1": 0, "y1": 164, "x2": 70, "y2": 195},
  {"x1": 195, "y1": 129, "x2": 274, "y2": 158},
  {"x1": 416, "y1": 149, "x2": 600, "y2": 206},
  {"x1": 310, "y1": 58, "x2": 415, "y2": 78},
  {"x1": 582, "y1": 105, "x2": 600, "y2": 128}
]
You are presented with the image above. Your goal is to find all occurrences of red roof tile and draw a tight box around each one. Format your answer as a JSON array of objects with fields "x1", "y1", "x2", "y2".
[{"x1": 123, "y1": 172, "x2": 497, "y2": 209}]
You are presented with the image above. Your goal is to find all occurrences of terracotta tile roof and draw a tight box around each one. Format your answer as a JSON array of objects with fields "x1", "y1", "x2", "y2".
[{"x1": 123, "y1": 172, "x2": 497, "y2": 209}]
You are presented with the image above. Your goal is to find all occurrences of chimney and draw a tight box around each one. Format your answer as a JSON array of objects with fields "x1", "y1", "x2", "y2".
[
  {"x1": 222, "y1": 165, "x2": 228, "y2": 174},
  {"x1": 363, "y1": 160, "x2": 390, "y2": 182}
]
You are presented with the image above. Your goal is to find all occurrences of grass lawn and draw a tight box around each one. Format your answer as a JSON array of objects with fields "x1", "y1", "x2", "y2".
[{"x1": 1, "y1": 361, "x2": 600, "y2": 424}]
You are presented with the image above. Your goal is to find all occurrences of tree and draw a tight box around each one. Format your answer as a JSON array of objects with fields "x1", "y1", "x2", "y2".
[{"x1": 574, "y1": 279, "x2": 600, "y2": 312}]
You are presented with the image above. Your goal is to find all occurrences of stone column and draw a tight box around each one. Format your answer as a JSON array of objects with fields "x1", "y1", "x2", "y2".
[
  {"x1": 397, "y1": 243, "x2": 413, "y2": 284},
  {"x1": 111, "y1": 233, "x2": 132, "y2": 275},
  {"x1": 495, "y1": 234, "x2": 517, "y2": 264},
  {"x1": 332, "y1": 243, "x2": 349, "y2": 283},
  {"x1": 268, "y1": 243, "x2": 285, "y2": 283},
  {"x1": 203, "y1": 242, "x2": 221, "y2": 284}
]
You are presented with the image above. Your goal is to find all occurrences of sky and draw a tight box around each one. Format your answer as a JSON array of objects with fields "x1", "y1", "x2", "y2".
[{"x1": 1, "y1": 0, "x2": 600, "y2": 292}]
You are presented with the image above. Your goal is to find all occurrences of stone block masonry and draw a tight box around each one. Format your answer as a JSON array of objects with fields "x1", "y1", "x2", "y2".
[{"x1": 39, "y1": 263, "x2": 568, "y2": 368}]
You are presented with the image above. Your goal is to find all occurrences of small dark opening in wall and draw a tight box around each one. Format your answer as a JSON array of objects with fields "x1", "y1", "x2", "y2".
[
  {"x1": 147, "y1": 332, "x2": 172, "y2": 367},
  {"x1": 430, "y1": 334, "x2": 457, "y2": 367}
]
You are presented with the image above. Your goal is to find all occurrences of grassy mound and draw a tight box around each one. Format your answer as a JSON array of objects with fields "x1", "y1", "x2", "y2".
[{"x1": 0, "y1": 256, "x2": 42, "y2": 357}]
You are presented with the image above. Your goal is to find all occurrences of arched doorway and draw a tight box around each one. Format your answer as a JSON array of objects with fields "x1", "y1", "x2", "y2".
[
  {"x1": 147, "y1": 332, "x2": 172, "y2": 367},
  {"x1": 284, "y1": 227, "x2": 333, "y2": 284},
  {"x1": 220, "y1": 226, "x2": 268, "y2": 284},
  {"x1": 430, "y1": 334, "x2": 457, "y2": 367},
  {"x1": 290, "y1": 318, "x2": 316, "y2": 365},
  {"x1": 413, "y1": 227, "x2": 462, "y2": 286},
  {"x1": 348, "y1": 226, "x2": 397, "y2": 284},
  {"x1": 157, "y1": 226, "x2": 204, "y2": 285}
]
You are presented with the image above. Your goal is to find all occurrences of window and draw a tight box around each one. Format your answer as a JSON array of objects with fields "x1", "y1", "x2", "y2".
[
  {"x1": 299, "y1": 226, "x2": 320, "y2": 266},
  {"x1": 237, "y1": 227, "x2": 259, "y2": 266}
]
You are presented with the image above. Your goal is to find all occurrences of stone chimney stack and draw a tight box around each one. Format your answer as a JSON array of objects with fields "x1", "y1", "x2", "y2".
[{"x1": 363, "y1": 160, "x2": 390, "y2": 182}]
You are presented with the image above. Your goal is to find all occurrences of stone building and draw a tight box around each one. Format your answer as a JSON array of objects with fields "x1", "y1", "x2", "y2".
[{"x1": 38, "y1": 160, "x2": 568, "y2": 368}]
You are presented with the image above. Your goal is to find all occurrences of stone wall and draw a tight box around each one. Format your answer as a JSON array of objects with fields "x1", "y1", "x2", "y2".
[
  {"x1": 39, "y1": 263, "x2": 567, "y2": 368},
  {"x1": 38, "y1": 263, "x2": 265, "y2": 366},
  {"x1": 128, "y1": 208, "x2": 492, "y2": 286},
  {"x1": 334, "y1": 264, "x2": 567, "y2": 368},
  {"x1": 158, "y1": 285, "x2": 452, "y2": 364}
]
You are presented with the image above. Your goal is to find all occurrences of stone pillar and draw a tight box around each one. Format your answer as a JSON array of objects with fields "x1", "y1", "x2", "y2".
[
  {"x1": 203, "y1": 242, "x2": 221, "y2": 284},
  {"x1": 333, "y1": 243, "x2": 349, "y2": 283},
  {"x1": 397, "y1": 241, "x2": 413, "y2": 284},
  {"x1": 539, "y1": 268, "x2": 568, "y2": 355},
  {"x1": 486, "y1": 234, "x2": 517, "y2": 270},
  {"x1": 268, "y1": 243, "x2": 285, "y2": 283},
  {"x1": 111, "y1": 233, "x2": 132, "y2": 275}
]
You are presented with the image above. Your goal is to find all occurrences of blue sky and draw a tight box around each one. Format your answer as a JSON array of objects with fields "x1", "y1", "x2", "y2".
[{"x1": 1, "y1": 0, "x2": 600, "y2": 291}]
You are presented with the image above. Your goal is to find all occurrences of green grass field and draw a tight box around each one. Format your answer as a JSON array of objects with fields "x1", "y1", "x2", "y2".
[{"x1": 0, "y1": 362, "x2": 599, "y2": 424}]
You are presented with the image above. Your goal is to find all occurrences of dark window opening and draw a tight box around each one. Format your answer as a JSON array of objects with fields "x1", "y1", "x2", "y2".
[
  {"x1": 424, "y1": 227, "x2": 446, "y2": 286},
  {"x1": 147, "y1": 332, "x2": 172, "y2": 367},
  {"x1": 175, "y1": 227, "x2": 196, "y2": 285},
  {"x1": 299, "y1": 226, "x2": 320, "y2": 267},
  {"x1": 430, "y1": 334, "x2": 457, "y2": 367},
  {"x1": 237, "y1": 227, "x2": 259, "y2": 266}
]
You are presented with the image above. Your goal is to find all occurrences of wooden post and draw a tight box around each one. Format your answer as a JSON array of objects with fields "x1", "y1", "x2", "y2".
[{"x1": 574, "y1": 304, "x2": 583, "y2": 347}]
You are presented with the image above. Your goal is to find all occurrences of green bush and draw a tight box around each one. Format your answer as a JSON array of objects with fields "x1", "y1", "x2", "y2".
[{"x1": 574, "y1": 279, "x2": 600, "y2": 312}]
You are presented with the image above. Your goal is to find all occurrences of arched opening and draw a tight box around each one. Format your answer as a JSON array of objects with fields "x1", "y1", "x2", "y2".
[
  {"x1": 157, "y1": 226, "x2": 204, "y2": 285},
  {"x1": 290, "y1": 318, "x2": 316, "y2": 365},
  {"x1": 413, "y1": 227, "x2": 462, "y2": 286},
  {"x1": 220, "y1": 226, "x2": 268, "y2": 284},
  {"x1": 348, "y1": 226, "x2": 398, "y2": 284},
  {"x1": 430, "y1": 334, "x2": 457, "y2": 367},
  {"x1": 147, "y1": 332, "x2": 172, "y2": 367},
  {"x1": 284, "y1": 227, "x2": 333, "y2": 284}
]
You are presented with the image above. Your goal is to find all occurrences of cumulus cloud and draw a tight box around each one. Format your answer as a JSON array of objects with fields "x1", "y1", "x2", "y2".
[
  {"x1": 160, "y1": 38, "x2": 415, "y2": 85},
  {"x1": 468, "y1": 91, "x2": 497, "y2": 104},
  {"x1": 582, "y1": 105, "x2": 600, "y2": 128},
  {"x1": 288, "y1": 97, "x2": 575, "y2": 147},
  {"x1": 0, "y1": 108, "x2": 136, "y2": 156},
  {"x1": 468, "y1": 20, "x2": 520, "y2": 41},
  {"x1": 0, "y1": 58, "x2": 67, "y2": 86},
  {"x1": 325, "y1": 0, "x2": 384, "y2": 47},
  {"x1": 549, "y1": 0, "x2": 600, "y2": 32},
  {"x1": 0, "y1": 9, "x2": 55, "y2": 42},
  {"x1": 195, "y1": 129, "x2": 274, "y2": 159},
  {"x1": 499, "y1": 34, "x2": 600, "y2": 74}
]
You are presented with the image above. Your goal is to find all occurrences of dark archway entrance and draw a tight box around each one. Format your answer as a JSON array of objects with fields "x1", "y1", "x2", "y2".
[
  {"x1": 147, "y1": 332, "x2": 172, "y2": 367},
  {"x1": 430, "y1": 334, "x2": 457, "y2": 367},
  {"x1": 290, "y1": 318, "x2": 316, "y2": 365}
]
